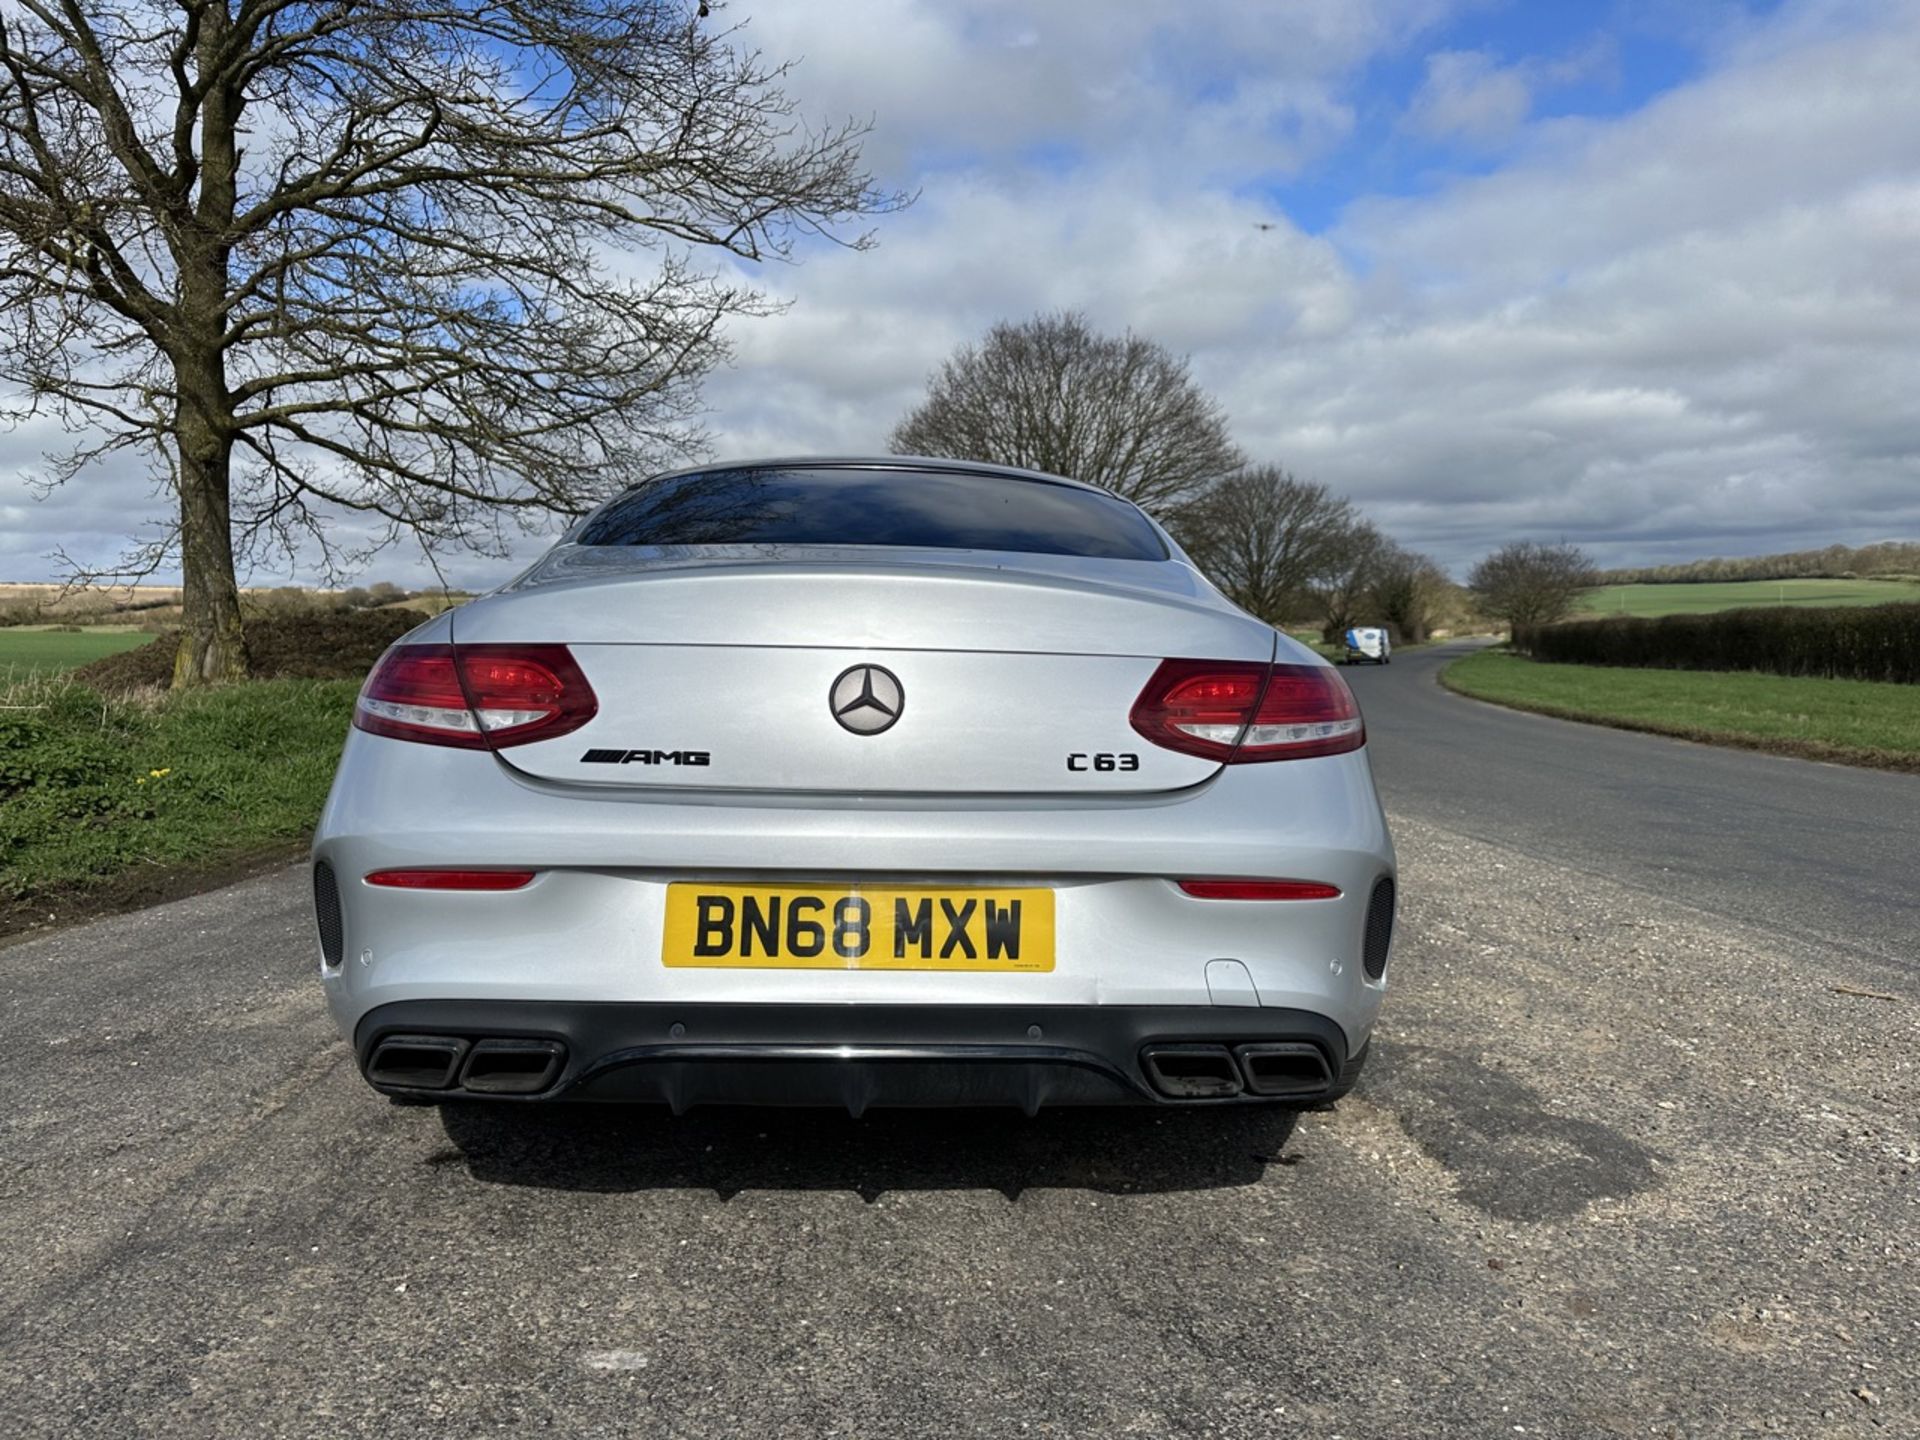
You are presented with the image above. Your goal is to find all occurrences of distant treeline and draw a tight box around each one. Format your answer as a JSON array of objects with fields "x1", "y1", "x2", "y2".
[
  {"x1": 1515, "y1": 603, "x2": 1920, "y2": 685},
  {"x1": 1598, "y1": 541, "x2": 1920, "y2": 585}
]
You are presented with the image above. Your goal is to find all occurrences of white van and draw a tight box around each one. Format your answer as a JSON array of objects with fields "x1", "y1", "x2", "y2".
[{"x1": 1343, "y1": 626, "x2": 1392, "y2": 665}]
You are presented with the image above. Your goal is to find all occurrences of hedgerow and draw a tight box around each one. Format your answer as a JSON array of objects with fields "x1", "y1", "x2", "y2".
[{"x1": 1513, "y1": 603, "x2": 1920, "y2": 684}]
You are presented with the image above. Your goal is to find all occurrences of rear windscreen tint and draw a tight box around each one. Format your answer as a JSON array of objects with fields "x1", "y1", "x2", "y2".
[{"x1": 575, "y1": 467, "x2": 1168, "y2": 561}]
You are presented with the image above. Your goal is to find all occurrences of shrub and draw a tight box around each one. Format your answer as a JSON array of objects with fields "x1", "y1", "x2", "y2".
[
  {"x1": 47, "y1": 590, "x2": 119, "y2": 621},
  {"x1": 116, "y1": 591, "x2": 181, "y2": 613},
  {"x1": 242, "y1": 585, "x2": 328, "y2": 618},
  {"x1": 1514, "y1": 603, "x2": 1920, "y2": 684}
]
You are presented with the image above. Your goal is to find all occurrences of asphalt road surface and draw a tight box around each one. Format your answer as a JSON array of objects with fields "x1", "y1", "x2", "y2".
[
  {"x1": 1355, "y1": 643, "x2": 1920, "y2": 970},
  {"x1": 4, "y1": 649, "x2": 1915, "y2": 1438}
]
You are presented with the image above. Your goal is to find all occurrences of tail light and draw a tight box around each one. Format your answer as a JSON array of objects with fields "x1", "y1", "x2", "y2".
[
  {"x1": 353, "y1": 644, "x2": 597, "y2": 749},
  {"x1": 1130, "y1": 660, "x2": 1363, "y2": 762},
  {"x1": 1242, "y1": 664, "x2": 1365, "y2": 759}
]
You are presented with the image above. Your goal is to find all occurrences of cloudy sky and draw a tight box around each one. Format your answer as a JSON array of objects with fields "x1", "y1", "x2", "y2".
[{"x1": 4, "y1": 0, "x2": 1917, "y2": 584}]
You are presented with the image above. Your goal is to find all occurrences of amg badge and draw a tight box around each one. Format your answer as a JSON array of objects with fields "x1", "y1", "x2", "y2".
[{"x1": 581, "y1": 748, "x2": 711, "y2": 766}]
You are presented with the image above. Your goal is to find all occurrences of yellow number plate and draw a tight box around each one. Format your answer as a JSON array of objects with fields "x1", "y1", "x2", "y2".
[{"x1": 662, "y1": 884, "x2": 1055, "y2": 972}]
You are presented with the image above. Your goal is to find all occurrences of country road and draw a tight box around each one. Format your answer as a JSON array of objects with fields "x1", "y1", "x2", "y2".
[
  {"x1": 1357, "y1": 643, "x2": 1920, "y2": 969},
  {"x1": 4, "y1": 650, "x2": 1916, "y2": 1438}
]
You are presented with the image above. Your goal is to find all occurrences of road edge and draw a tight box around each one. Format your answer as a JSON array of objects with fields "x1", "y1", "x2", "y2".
[{"x1": 0, "y1": 841, "x2": 309, "y2": 951}]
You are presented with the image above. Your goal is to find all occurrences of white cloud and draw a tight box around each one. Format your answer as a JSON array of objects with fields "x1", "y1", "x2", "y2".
[
  {"x1": 5, "y1": 0, "x2": 1918, "y2": 585},
  {"x1": 695, "y1": 0, "x2": 1920, "y2": 574},
  {"x1": 730, "y1": 0, "x2": 1456, "y2": 180},
  {"x1": 1286, "y1": 4, "x2": 1920, "y2": 562},
  {"x1": 1406, "y1": 50, "x2": 1535, "y2": 145},
  {"x1": 1403, "y1": 32, "x2": 1618, "y2": 149}
]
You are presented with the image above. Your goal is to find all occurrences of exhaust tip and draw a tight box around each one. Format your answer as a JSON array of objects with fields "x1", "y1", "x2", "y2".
[
  {"x1": 1233, "y1": 1042, "x2": 1333, "y2": 1098},
  {"x1": 366, "y1": 1034, "x2": 469, "y2": 1090},
  {"x1": 1140, "y1": 1043, "x2": 1243, "y2": 1099},
  {"x1": 459, "y1": 1038, "x2": 567, "y2": 1095}
]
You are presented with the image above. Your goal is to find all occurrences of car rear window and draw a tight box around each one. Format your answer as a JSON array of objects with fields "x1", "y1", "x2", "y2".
[{"x1": 575, "y1": 466, "x2": 1169, "y2": 561}]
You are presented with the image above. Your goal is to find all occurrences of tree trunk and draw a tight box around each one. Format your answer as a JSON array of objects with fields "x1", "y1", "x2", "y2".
[
  {"x1": 170, "y1": 319, "x2": 249, "y2": 686},
  {"x1": 171, "y1": 5, "x2": 249, "y2": 689},
  {"x1": 173, "y1": 417, "x2": 249, "y2": 686}
]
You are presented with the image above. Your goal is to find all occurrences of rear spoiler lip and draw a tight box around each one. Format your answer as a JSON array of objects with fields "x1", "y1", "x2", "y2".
[{"x1": 505, "y1": 541, "x2": 1206, "y2": 598}]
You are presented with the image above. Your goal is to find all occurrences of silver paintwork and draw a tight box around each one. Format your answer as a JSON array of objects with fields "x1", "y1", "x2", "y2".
[
  {"x1": 466, "y1": 545, "x2": 1270, "y2": 795},
  {"x1": 314, "y1": 460, "x2": 1396, "y2": 1068}
]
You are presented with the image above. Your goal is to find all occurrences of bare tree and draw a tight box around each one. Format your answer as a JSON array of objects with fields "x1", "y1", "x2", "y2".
[
  {"x1": 1367, "y1": 542, "x2": 1451, "y2": 643},
  {"x1": 1469, "y1": 540, "x2": 1599, "y2": 632},
  {"x1": 1309, "y1": 520, "x2": 1385, "y2": 641},
  {"x1": 1174, "y1": 466, "x2": 1360, "y2": 625},
  {"x1": 1, "y1": 0, "x2": 902, "y2": 685},
  {"x1": 889, "y1": 311, "x2": 1242, "y2": 515}
]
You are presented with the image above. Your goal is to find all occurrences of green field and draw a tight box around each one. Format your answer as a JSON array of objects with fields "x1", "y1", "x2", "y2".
[
  {"x1": 0, "y1": 627, "x2": 152, "y2": 677},
  {"x1": 1579, "y1": 578, "x2": 1920, "y2": 617},
  {"x1": 1442, "y1": 649, "x2": 1920, "y2": 771}
]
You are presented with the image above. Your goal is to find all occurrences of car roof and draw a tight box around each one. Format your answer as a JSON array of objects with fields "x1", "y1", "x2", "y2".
[{"x1": 630, "y1": 456, "x2": 1113, "y2": 498}]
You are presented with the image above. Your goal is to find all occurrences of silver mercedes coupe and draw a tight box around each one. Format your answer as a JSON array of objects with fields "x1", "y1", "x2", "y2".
[{"x1": 311, "y1": 458, "x2": 1397, "y2": 1110}]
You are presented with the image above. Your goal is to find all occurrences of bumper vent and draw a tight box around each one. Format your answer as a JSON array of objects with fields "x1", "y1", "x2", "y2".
[
  {"x1": 1363, "y1": 877, "x2": 1395, "y2": 980},
  {"x1": 313, "y1": 861, "x2": 344, "y2": 968}
]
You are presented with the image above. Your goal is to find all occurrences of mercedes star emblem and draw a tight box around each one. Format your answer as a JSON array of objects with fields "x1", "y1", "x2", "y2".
[{"x1": 830, "y1": 664, "x2": 905, "y2": 735}]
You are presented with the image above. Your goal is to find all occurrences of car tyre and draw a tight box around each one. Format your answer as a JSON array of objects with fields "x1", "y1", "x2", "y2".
[{"x1": 1314, "y1": 1041, "x2": 1370, "y2": 1105}]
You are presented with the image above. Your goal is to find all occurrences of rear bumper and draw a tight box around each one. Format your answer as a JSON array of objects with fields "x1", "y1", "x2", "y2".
[
  {"x1": 313, "y1": 730, "x2": 1397, "y2": 1051},
  {"x1": 353, "y1": 1001, "x2": 1362, "y2": 1111}
]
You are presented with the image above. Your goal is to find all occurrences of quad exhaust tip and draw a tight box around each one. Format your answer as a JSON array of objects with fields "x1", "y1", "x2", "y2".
[
  {"x1": 365, "y1": 1034, "x2": 567, "y2": 1095},
  {"x1": 366, "y1": 1034, "x2": 469, "y2": 1090},
  {"x1": 459, "y1": 1038, "x2": 566, "y2": 1095},
  {"x1": 1140, "y1": 1044, "x2": 1244, "y2": 1099},
  {"x1": 1233, "y1": 1042, "x2": 1333, "y2": 1097}
]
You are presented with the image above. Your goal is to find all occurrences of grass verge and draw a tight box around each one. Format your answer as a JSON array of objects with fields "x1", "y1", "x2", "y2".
[
  {"x1": 1441, "y1": 649, "x2": 1920, "y2": 772},
  {"x1": 0, "y1": 674, "x2": 357, "y2": 938}
]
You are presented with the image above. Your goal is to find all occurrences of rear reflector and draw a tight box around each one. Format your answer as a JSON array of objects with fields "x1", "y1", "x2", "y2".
[
  {"x1": 364, "y1": 869, "x2": 535, "y2": 891},
  {"x1": 1178, "y1": 879, "x2": 1343, "y2": 901},
  {"x1": 1131, "y1": 660, "x2": 1363, "y2": 762},
  {"x1": 354, "y1": 644, "x2": 597, "y2": 749}
]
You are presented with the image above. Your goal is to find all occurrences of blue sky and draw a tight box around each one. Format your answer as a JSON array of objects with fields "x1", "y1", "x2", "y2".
[
  {"x1": 1270, "y1": 1, "x2": 1715, "y2": 232},
  {"x1": 3, "y1": 0, "x2": 1917, "y2": 584}
]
